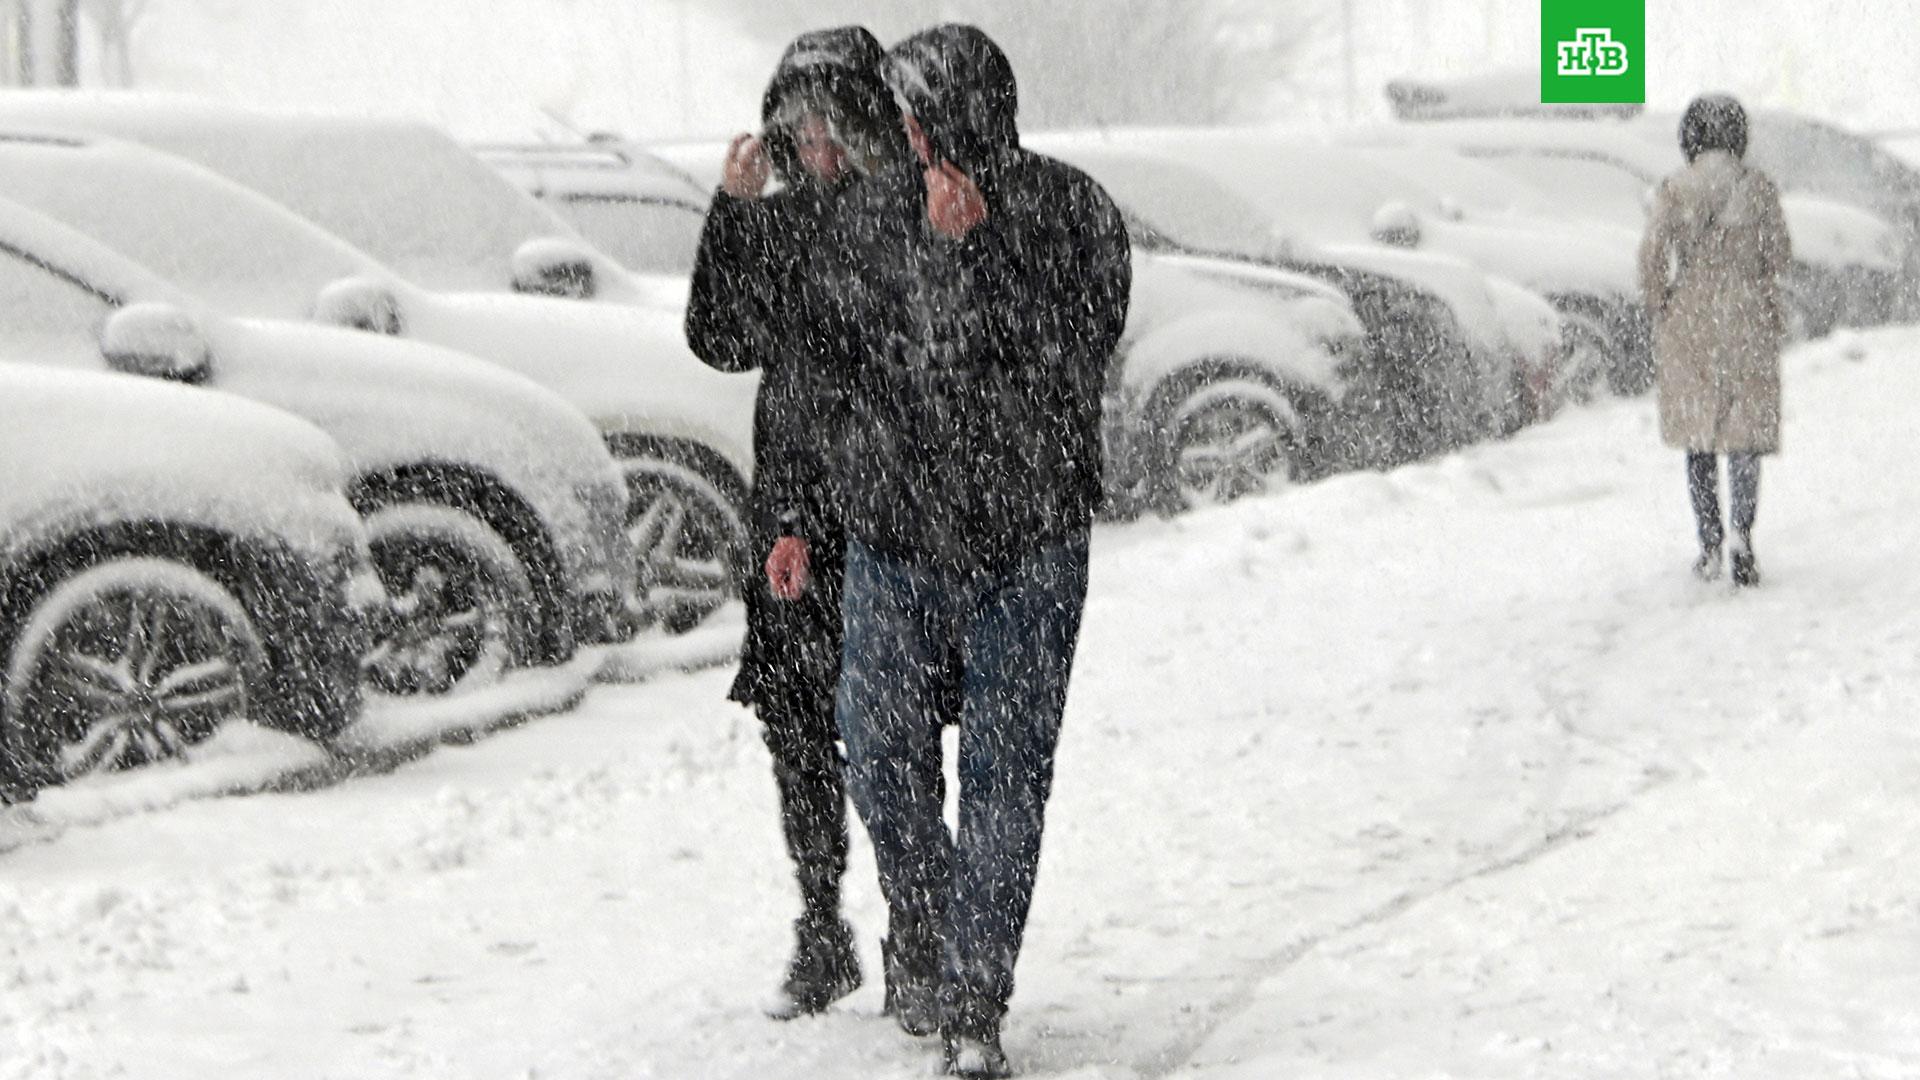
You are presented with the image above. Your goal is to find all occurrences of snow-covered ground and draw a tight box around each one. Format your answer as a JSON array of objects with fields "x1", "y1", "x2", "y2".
[{"x1": 4, "y1": 330, "x2": 1919, "y2": 1079}]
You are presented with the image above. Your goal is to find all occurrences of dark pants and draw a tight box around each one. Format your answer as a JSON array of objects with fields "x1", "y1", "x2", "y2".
[
  {"x1": 1686, "y1": 451, "x2": 1761, "y2": 551},
  {"x1": 760, "y1": 704, "x2": 848, "y2": 925},
  {"x1": 836, "y1": 536, "x2": 1090, "y2": 1032},
  {"x1": 734, "y1": 533, "x2": 850, "y2": 927}
]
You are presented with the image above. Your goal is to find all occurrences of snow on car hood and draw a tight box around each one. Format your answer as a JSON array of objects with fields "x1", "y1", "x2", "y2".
[
  {"x1": 1411, "y1": 211, "x2": 1640, "y2": 297},
  {"x1": 1122, "y1": 251, "x2": 1365, "y2": 396},
  {"x1": 212, "y1": 317, "x2": 624, "y2": 499},
  {"x1": 407, "y1": 289, "x2": 757, "y2": 476},
  {"x1": 1780, "y1": 193, "x2": 1903, "y2": 273},
  {"x1": 1314, "y1": 242, "x2": 1509, "y2": 351},
  {"x1": 0, "y1": 365, "x2": 361, "y2": 564},
  {"x1": 1481, "y1": 274, "x2": 1563, "y2": 366}
]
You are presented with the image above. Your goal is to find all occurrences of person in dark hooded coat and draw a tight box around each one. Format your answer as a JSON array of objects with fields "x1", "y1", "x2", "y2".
[
  {"x1": 813, "y1": 24, "x2": 1131, "y2": 1079},
  {"x1": 683, "y1": 25, "x2": 909, "y2": 1021}
]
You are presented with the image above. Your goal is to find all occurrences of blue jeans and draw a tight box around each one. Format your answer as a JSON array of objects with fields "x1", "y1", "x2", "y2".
[{"x1": 836, "y1": 536, "x2": 1090, "y2": 1029}]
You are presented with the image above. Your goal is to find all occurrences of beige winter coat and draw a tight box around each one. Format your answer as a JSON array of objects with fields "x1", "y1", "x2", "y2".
[{"x1": 1638, "y1": 150, "x2": 1792, "y2": 453}]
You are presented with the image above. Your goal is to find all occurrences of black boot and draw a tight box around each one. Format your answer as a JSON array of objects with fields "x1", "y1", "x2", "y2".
[
  {"x1": 767, "y1": 914, "x2": 861, "y2": 1020},
  {"x1": 1730, "y1": 539, "x2": 1760, "y2": 588},
  {"x1": 1693, "y1": 544, "x2": 1723, "y2": 582},
  {"x1": 881, "y1": 932, "x2": 941, "y2": 1037},
  {"x1": 942, "y1": 1012, "x2": 1011, "y2": 1078}
]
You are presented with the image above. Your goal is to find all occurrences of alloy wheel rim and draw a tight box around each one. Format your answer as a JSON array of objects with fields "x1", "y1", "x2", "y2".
[
  {"x1": 1176, "y1": 405, "x2": 1293, "y2": 507},
  {"x1": 44, "y1": 589, "x2": 249, "y2": 779}
]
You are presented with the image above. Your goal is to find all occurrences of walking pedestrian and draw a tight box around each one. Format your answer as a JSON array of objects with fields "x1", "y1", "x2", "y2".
[
  {"x1": 817, "y1": 25, "x2": 1132, "y2": 1078},
  {"x1": 1638, "y1": 93, "x2": 1792, "y2": 587},
  {"x1": 683, "y1": 24, "x2": 909, "y2": 1020}
]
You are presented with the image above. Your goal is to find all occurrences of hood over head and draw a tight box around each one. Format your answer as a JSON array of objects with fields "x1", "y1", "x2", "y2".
[
  {"x1": 1680, "y1": 93, "x2": 1749, "y2": 162},
  {"x1": 760, "y1": 25, "x2": 909, "y2": 187},
  {"x1": 884, "y1": 24, "x2": 1019, "y2": 176}
]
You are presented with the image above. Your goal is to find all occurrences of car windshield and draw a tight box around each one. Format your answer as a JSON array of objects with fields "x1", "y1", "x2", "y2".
[
  {"x1": 1747, "y1": 114, "x2": 1920, "y2": 216},
  {"x1": 0, "y1": 140, "x2": 375, "y2": 319},
  {"x1": 1459, "y1": 150, "x2": 1653, "y2": 228},
  {"x1": 550, "y1": 194, "x2": 705, "y2": 276},
  {"x1": 129, "y1": 120, "x2": 585, "y2": 292},
  {"x1": 1043, "y1": 146, "x2": 1291, "y2": 262},
  {"x1": 1125, "y1": 137, "x2": 1411, "y2": 246}
]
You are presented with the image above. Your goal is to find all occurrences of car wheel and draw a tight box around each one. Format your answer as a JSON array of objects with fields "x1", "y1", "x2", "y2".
[
  {"x1": 1558, "y1": 313, "x2": 1614, "y2": 407},
  {"x1": 622, "y1": 457, "x2": 746, "y2": 634},
  {"x1": 1161, "y1": 379, "x2": 1301, "y2": 512},
  {"x1": 361, "y1": 504, "x2": 534, "y2": 697},
  {"x1": 1, "y1": 557, "x2": 267, "y2": 797}
]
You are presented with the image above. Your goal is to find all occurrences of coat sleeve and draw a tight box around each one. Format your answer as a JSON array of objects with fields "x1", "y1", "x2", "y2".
[
  {"x1": 1637, "y1": 180, "x2": 1677, "y2": 320},
  {"x1": 1756, "y1": 175, "x2": 1793, "y2": 280},
  {"x1": 685, "y1": 191, "x2": 789, "y2": 374},
  {"x1": 964, "y1": 170, "x2": 1132, "y2": 387}
]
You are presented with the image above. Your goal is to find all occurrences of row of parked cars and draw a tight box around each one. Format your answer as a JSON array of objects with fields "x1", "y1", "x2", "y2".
[{"x1": 2, "y1": 90, "x2": 1914, "y2": 799}]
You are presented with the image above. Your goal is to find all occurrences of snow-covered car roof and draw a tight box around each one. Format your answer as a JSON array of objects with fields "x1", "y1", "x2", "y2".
[
  {"x1": 1036, "y1": 130, "x2": 1528, "y2": 353},
  {"x1": 0, "y1": 131, "x2": 380, "y2": 318},
  {"x1": 474, "y1": 139, "x2": 708, "y2": 207},
  {"x1": 0, "y1": 364, "x2": 360, "y2": 564},
  {"x1": 1360, "y1": 119, "x2": 1908, "y2": 272},
  {"x1": 0, "y1": 91, "x2": 629, "y2": 297}
]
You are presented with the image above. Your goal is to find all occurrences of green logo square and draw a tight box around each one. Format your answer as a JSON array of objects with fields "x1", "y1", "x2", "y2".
[{"x1": 1542, "y1": 0, "x2": 1645, "y2": 103}]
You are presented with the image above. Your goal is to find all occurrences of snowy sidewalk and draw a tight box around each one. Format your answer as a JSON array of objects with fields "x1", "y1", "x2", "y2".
[{"x1": 3, "y1": 331, "x2": 1918, "y2": 1079}]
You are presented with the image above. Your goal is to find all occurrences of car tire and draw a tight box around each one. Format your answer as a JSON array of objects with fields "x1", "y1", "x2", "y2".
[
  {"x1": 1154, "y1": 376, "x2": 1304, "y2": 513},
  {"x1": 1, "y1": 557, "x2": 269, "y2": 798},
  {"x1": 361, "y1": 504, "x2": 535, "y2": 697},
  {"x1": 1559, "y1": 312, "x2": 1615, "y2": 407},
  {"x1": 621, "y1": 456, "x2": 747, "y2": 635}
]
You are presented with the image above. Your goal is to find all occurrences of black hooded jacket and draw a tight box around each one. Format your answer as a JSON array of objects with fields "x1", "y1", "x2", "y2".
[
  {"x1": 684, "y1": 25, "x2": 905, "y2": 542},
  {"x1": 818, "y1": 25, "x2": 1132, "y2": 570}
]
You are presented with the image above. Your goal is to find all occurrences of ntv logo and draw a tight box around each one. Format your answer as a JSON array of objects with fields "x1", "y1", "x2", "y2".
[
  {"x1": 1541, "y1": 0, "x2": 1643, "y2": 103},
  {"x1": 1556, "y1": 28, "x2": 1629, "y2": 77}
]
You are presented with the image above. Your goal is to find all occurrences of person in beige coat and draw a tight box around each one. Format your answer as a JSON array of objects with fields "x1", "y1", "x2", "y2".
[{"x1": 1638, "y1": 94, "x2": 1792, "y2": 587}]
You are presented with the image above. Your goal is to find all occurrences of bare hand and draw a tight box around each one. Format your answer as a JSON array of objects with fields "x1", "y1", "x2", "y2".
[
  {"x1": 722, "y1": 133, "x2": 772, "y2": 200},
  {"x1": 766, "y1": 536, "x2": 811, "y2": 600},
  {"x1": 926, "y1": 161, "x2": 987, "y2": 239}
]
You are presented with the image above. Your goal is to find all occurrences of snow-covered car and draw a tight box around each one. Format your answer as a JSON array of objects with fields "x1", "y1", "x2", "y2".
[
  {"x1": 1031, "y1": 139, "x2": 1568, "y2": 458},
  {"x1": 0, "y1": 364, "x2": 377, "y2": 799},
  {"x1": 0, "y1": 92, "x2": 650, "y2": 305},
  {"x1": 0, "y1": 130, "x2": 757, "y2": 632},
  {"x1": 1368, "y1": 118, "x2": 1914, "y2": 338},
  {"x1": 0, "y1": 194, "x2": 638, "y2": 695},
  {"x1": 474, "y1": 137, "x2": 709, "y2": 278},
  {"x1": 1319, "y1": 142, "x2": 1651, "y2": 394},
  {"x1": 483, "y1": 136, "x2": 1371, "y2": 512},
  {"x1": 1104, "y1": 250, "x2": 1369, "y2": 512}
]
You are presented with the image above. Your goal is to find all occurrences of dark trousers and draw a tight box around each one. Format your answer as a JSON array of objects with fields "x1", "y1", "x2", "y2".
[
  {"x1": 1686, "y1": 451, "x2": 1761, "y2": 551},
  {"x1": 760, "y1": 704, "x2": 848, "y2": 925},
  {"x1": 736, "y1": 534, "x2": 850, "y2": 927},
  {"x1": 836, "y1": 536, "x2": 1090, "y2": 1031}
]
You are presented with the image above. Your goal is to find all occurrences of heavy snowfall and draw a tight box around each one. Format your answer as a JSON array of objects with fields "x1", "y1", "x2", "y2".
[{"x1": 3, "y1": 328, "x2": 1916, "y2": 1077}]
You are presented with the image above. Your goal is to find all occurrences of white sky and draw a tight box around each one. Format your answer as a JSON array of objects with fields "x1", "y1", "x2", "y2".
[{"x1": 115, "y1": 0, "x2": 1915, "y2": 141}]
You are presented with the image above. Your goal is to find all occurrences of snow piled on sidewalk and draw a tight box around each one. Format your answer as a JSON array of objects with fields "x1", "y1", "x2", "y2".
[{"x1": 2, "y1": 332, "x2": 1918, "y2": 1079}]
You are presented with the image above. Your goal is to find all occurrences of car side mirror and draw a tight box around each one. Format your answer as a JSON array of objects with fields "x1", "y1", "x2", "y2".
[
  {"x1": 1370, "y1": 202, "x2": 1423, "y2": 248},
  {"x1": 100, "y1": 303, "x2": 212, "y2": 384},
  {"x1": 512, "y1": 237, "x2": 599, "y2": 300},
  {"x1": 314, "y1": 276, "x2": 405, "y2": 335}
]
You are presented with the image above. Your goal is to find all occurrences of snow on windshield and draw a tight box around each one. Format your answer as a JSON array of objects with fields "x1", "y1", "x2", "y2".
[
  {"x1": 0, "y1": 139, "x2": 371, "y2": 318},
  {"x1": 1030, "y1": 141, "x2": 1288, "y2": 260},
  {"x1": 142, "y1": 120, "x2": 587, "y2": 292}
]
